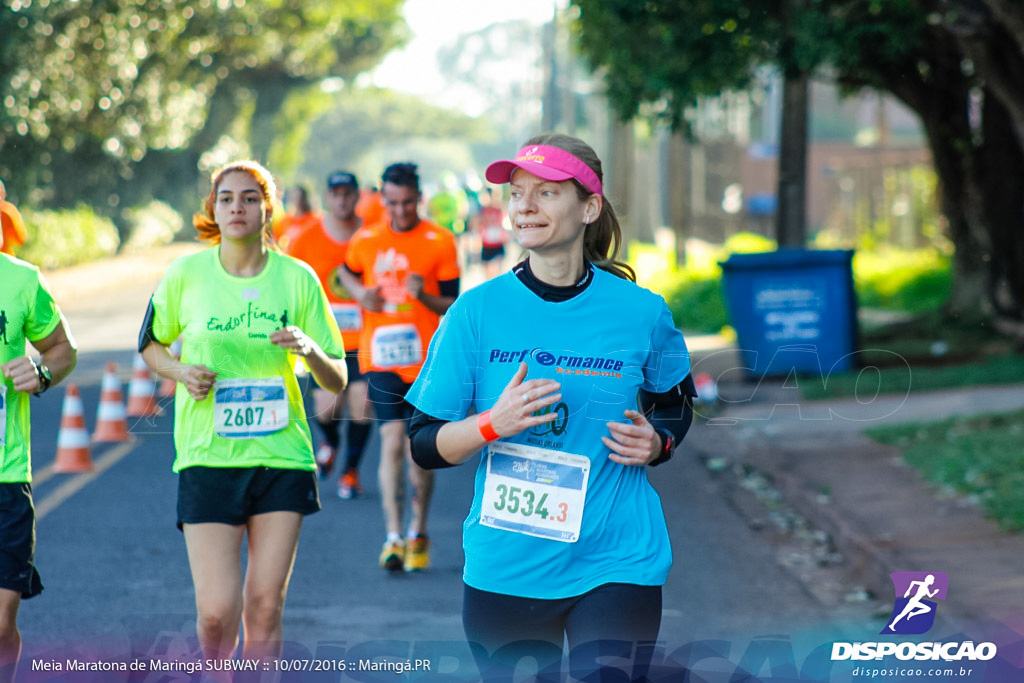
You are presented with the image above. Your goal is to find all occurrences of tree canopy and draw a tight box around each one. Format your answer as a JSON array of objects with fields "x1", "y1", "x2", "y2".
[
  {"x1": 0, "y1": 0, "x2": 407, "y2": 212},
  {"x1": 297, "y1": 86, "x2": 496, "y2": 188},
  {"x1": 570, "y1": 0, "x2": 1024, "y2": 323}
]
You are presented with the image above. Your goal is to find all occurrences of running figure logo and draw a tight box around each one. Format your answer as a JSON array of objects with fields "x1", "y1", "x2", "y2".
[{"x1": 881, "y1": 571, "x2": 949, "y2": 635}]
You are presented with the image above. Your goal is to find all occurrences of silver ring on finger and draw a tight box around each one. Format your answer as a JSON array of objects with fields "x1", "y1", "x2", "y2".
[{"x1": 522, "y1": 391, "x2": 531, "y2": 404}]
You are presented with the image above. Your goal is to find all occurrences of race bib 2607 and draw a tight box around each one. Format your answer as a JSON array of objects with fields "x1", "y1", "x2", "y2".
[{"x1": 213, "y1": 378, "x2": 288, "y2": 439}]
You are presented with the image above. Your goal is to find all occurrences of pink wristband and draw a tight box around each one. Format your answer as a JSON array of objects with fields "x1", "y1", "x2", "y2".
[{"x1": 477, "y1": 410, "x2": 500, "y2": 442}]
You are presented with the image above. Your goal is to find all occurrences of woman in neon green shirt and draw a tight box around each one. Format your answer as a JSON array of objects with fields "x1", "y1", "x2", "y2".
[{"x1": 140, "y1": 161, "x2": 347, "y2": 669}]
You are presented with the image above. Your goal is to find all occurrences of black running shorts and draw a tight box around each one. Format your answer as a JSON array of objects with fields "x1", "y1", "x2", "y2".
[{"x1": 176, "y1": 466, "x2": 320, "y2": 529}]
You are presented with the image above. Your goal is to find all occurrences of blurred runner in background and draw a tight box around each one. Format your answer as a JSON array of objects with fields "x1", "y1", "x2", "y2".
[
  {"x1": 273, "y1": 185, "x2": 320, "y2": 251},
  {"x1": 339, "y1": 162, "x2": 460, "y2": 573},
  {"x1": 285, "y1": 171, "x2": 373, "y2": 500},
  {"x1": 0, "y1": 180, "x2": 28, "y2": 257}
]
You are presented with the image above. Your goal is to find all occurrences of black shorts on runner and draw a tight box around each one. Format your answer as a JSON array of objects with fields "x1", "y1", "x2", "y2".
[
  {"x1": 481, "y1": 245, "x2": 505, "y2": 262},
  {"x1": 177, "y1": 466, "x2": 321, "y2": 529},
  {"x1": 365, "y1": 371, "x2": 414, "y2": 423},
  {"x1": 0, "y1": 483, "x2": 44, "y2": 599}
]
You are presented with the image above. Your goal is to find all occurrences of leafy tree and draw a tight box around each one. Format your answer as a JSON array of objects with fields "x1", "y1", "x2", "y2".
[
  {"x1": 297, "y1": 86, "x2": 495, "y2": 187},
  {"x1": 570, "y1": 0, "x2": 1024, "y2": 324},
  {"x1": 0, "y1": 0, "x2": 406, "y2": 220}
]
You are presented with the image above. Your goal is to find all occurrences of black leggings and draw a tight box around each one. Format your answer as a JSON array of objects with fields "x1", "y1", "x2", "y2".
[{"x1": 463, "y1": 582, "x2": 662, "y2": 683}]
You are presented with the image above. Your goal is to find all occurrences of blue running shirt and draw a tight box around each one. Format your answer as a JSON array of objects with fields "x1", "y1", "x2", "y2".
[{"x1": 407, "y1": 267, "x2": 691, "y2": 599}]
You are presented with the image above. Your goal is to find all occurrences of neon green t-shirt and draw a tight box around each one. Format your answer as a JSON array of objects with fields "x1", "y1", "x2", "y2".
[
  {"x1": 0, "y1": 254, "x2": 62, "y2": 483},
  {"x1": 149, "y1": 247, "x2": 344, "y2": 472}
]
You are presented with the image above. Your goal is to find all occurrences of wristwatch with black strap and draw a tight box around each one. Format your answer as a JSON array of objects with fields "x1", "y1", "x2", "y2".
[
  {"x1": 648, "y1": 428, "x2": 675, "y2": 467},
  {"x1": 32, "y1": 359, "x2": 52, "y2": 396}
]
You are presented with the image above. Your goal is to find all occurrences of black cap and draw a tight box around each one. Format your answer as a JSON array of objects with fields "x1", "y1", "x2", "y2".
[{"x1": 327, "y1": 171, "x2": 358, "y2": 189}]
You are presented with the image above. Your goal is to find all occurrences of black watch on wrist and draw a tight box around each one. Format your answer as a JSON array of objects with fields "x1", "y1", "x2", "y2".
[
  {"x1": 32, "y1": 360, "x2": 52, "y2": 396},
  {"x1": 649, "y1": 428, "x2": 674, "y2": 467}
]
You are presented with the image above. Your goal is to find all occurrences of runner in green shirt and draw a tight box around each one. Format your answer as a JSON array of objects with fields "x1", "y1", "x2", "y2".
[
  {"x1": 0, "y1": 251, "x2": 77, "y2": 683},
  {"x1": 139, "y1": 161, "x2": 346, "y2": 670}
]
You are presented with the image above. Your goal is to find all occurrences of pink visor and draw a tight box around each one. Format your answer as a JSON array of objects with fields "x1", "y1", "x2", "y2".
[{"x1": 485, "y1": 145, "x2": 603, "y2": 196}]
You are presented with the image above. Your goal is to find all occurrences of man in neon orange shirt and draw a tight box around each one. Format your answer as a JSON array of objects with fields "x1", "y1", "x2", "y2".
[
  {"x1": 0, "y1": 180, "x2": 27, "y2": 257},
  {"x1": 284, "y1": 172, "x2": 373, "y2": 500},
  {"x1": 339, "y1": 162, "x2": 460, "y2": 572}
]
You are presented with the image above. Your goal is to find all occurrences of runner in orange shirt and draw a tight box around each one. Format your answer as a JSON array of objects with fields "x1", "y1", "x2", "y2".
[
  {"x1": 339, "y1": 162, "x2": 460, "y2": 572},
  {"x1": 0, "y1": 180, "x2": 28, "y2": 257},
  {"x1": 284, "y1": 171, "x2": 373, "y2": 500},
  {"x1": 273, "y1": 185, "x2": 320, "y2": 251},
  {"x1": 356, "y1": 187, "x2": 385, "y2": 227}
]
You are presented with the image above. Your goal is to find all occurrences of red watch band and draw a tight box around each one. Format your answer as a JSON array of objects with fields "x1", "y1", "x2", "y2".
[{"x1": 477, "y1": 410, "x2": 500, "y2": 442}]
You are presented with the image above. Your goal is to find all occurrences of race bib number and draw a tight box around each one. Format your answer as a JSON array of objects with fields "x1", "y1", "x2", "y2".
[
  {"x1": 213, "y1": 378, "x2": 288, "y2": 439},
  {"x1": 0, "y1": 386, "x2": 6, "y2": 448},
  {"x1": 370, "y1": 324, "x2": 422, "y2": 368},
  {"x1": 480, "y1": 441, "x2": 591, "y2": 543},
  {"x1": 330, "y1": 302, "x2": 363, "y2": 333}
]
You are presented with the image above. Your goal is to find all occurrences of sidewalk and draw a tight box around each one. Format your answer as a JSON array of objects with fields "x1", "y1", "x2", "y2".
[{"x1": 688, "y1": 341, "x2": 1024, "y2": 646}]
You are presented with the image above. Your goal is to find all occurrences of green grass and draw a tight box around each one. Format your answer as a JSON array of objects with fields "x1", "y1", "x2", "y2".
[
  {"x1": 631, "y1": 236, "x2": 955, "y2": 336},
  {"x1": 866, "y1": 410, "x2": 1024, "y2": 531},
  {"x1": 801, "y1": 310, "x2": 1024, "y2": 399}
]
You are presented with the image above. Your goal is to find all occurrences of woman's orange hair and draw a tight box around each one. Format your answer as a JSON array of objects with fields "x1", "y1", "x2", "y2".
[{"x1": 193, "y1": 160, "x2": 277, "y2": 244}]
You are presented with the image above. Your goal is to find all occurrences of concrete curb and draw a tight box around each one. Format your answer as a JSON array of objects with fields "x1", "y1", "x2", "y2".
[{"x1": 691, "y1": 386, "x2": 1024, "y2": 636}]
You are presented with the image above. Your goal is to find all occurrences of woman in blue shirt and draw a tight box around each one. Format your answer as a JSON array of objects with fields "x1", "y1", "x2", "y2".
[{"x1": 406, "y1": 133, "x2": 696, "y2": 682}]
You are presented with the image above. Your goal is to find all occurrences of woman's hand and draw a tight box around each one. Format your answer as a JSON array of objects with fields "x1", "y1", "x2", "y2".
[
  {"x1": 603, "y1": 409, "x2": 660, "y2": 466},
  {"x1": 180, "y1": 365, "x2": 218, "y2": 401},
  {"x1": 487, "y1": 362, "x2": 562, "y2": 438},
  {"x1": 270, "y1": 325, "x2": 317, "y2": 357}
]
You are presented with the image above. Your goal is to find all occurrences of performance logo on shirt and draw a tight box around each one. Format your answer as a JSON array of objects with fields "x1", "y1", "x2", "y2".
[
  {"x1": 880, "y1": 571, "x2": 948, "y2": 635},
  {"x1": 488, "y1": 347, "x2": 624, "y2": 379}
]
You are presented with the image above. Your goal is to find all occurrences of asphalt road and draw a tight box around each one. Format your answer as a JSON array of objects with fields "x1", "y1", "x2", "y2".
[{"x1": 14, "y1": 256, "x2": 884, "y2": 681}]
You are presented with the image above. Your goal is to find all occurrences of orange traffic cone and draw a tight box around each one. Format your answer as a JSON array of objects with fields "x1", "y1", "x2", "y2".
[
  {"x1": 159, "y1": 337, "x2": 182, "y2": 398},
  {"x1": 126, "y1": 353, "x2": 162, "y2": 417},
  {"x1": 54, "y1": 384, "x2": 94, "y2": 473},
  {"x1": 92, "y1": 362, "x2": 130, "y2": 442}
]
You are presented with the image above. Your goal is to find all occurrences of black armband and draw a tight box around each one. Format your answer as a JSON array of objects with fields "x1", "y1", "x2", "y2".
[
  {"x1": 439, "y1": 278, "x2": 460, "y2": 299},
  {"x1": 639, "y1": 373, "x2": 698, "y2": 465},
  {"x1": 409, "y1": 409, "x2": 458, "y2": 470},
  {"x1": 638, "y1": 373, "x2": 697, "y2": 415},
  {"x1": 138, "y1": 297, "x2": 159, "y2": 354}
]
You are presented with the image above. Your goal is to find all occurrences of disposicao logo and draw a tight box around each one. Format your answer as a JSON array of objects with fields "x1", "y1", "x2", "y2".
[
  {"x1": 831, "y1": 570, "x2": 998, "y2": 663},
  {"x1": 882, "y1": 571, "x2": 948, "y2": 635}
]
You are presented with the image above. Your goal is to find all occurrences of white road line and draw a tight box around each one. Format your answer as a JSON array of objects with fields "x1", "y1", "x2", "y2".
[
  {"x1": 35, "y1": 439, "x2": 138, "y2": 520},
  {"x1": 32, "y1": 464, "x2": 56, "y2": 487}
]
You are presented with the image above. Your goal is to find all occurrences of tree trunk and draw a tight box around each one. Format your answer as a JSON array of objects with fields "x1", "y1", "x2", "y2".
[
  {"x1": 977, "y1": 90, "x2": 1024, "y2": 320},
  {"x1": 881, "y1": 45, "x2": 990, "y2": 320},
  {"x1": 775, "y1": 70, "x2": 809, "y2": 247}
]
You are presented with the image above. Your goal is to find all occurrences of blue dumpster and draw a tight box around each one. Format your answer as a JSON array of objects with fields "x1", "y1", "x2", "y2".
[{"x1": 720, "y1": 248, "x2": 858, "y2": 377}]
